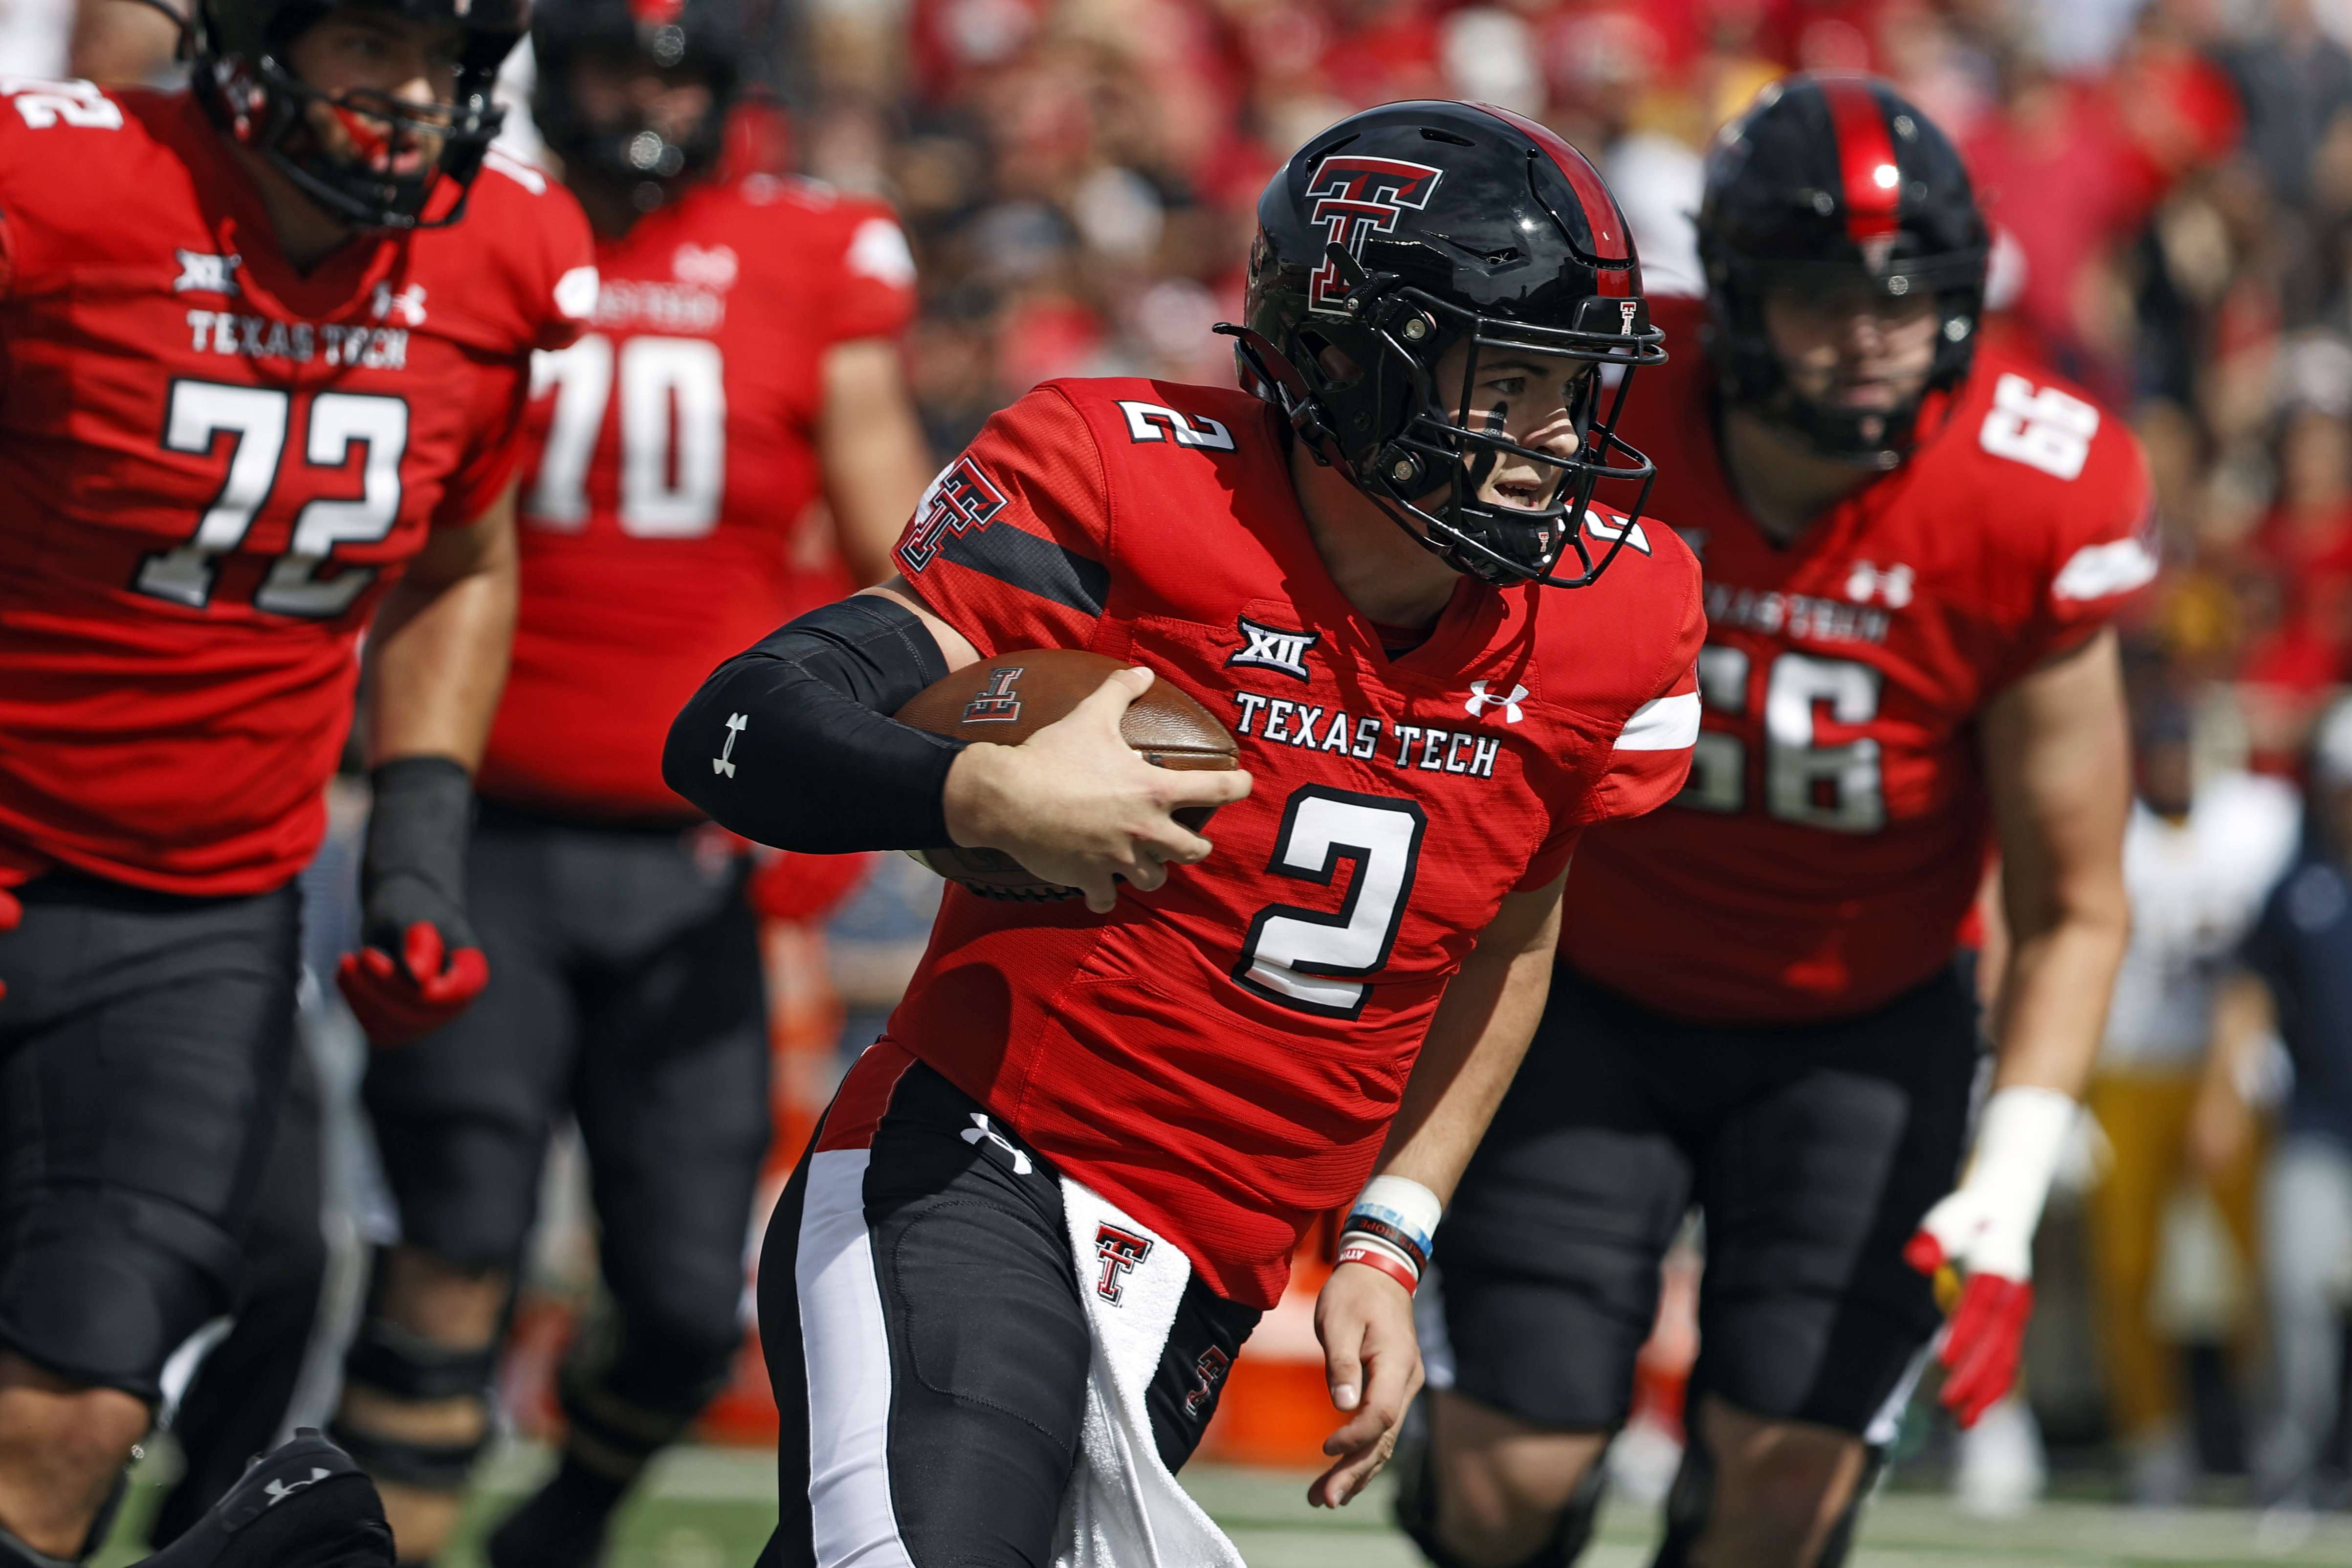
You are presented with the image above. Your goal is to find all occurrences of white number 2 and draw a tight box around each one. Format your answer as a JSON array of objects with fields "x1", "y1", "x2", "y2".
[
  {"x1": 1682, "y1": 648, "x2": 1886, "y2": 833},
  {"x1": 527, "y1": 332, "x2": 726, "y2": 537},
  {"x1": 1235, "y1": 788, "x2": 1426, "y2": 1018}
]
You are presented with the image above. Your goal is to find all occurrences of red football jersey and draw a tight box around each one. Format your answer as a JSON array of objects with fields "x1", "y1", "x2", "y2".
[
  {"x1": 873, "y1": 378, "x2": 1704, "y2": 1307},
  {"x1": 0, "y1": 85, "x2": 594, "y2": 896},
  {"x1": 479, "y1": 175, "x2": 917, "y2": 818},
  {"x1": 1561, "y1": 295, "x2": 2154, "y2": 1025}
]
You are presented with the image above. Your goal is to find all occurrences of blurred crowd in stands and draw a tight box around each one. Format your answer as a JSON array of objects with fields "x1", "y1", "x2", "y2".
[{"x1": 767, "y1": 0, "x2": 2352, "y2": 768}]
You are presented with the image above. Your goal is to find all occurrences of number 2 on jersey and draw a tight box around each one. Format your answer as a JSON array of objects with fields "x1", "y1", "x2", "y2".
[
  {"x1": 1684, "y1": 646, "x2": 1886, "y2": 832},
  {"x1": 1235, "y1": 788, "x2": 1426, "y2": 1018},
  {"x1": 136, "y1": 379, "x2": 409, "y2": 617},
  {"x1": 527, "y1": 334, "x2": 725, "y2": 536}
]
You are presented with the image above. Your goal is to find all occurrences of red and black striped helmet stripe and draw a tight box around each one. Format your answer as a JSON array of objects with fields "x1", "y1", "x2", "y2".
[
  {"x1": 1476, "y1": 104, "x2": 1638, "y2": 296},
  {"x1": 1817, "y1": 76, "x2": 1903, "y2": 245}
]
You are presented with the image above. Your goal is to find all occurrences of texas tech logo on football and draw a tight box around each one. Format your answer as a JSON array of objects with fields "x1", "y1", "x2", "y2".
[
  {"x1": 1306, "y1": 157, "x2": 1444, "y2": 313},
  {"x1": 962, "y1": 666, "x2": 1024, "y2": 723},
  {"x1": 1092, "y1": 1223, "x2": 1153, "y2": 1304}
]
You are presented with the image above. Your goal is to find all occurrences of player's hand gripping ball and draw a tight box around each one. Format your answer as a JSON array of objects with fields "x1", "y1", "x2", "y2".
[{"x1": 894, "y1": 649, "x2": 1239, "y2": 901}]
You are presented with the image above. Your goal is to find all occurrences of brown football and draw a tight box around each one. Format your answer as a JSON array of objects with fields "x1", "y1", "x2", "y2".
[{"x1": 892, "y1": 648, "x2": 1239, "y2": 901}]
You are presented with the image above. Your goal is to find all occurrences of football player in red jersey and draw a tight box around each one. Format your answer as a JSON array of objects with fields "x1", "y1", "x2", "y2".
[
  {"x1": 0, "y1": 0, "x2": 593, "y2": 1559},
  {"x1": 328, "y1": 0, "x2": 931, "y2": 1559},
  {"x1": 666, "y1": 100, "x2": 1706, "y2": 1567},
  {"x1": 1407, "y1": 77, "x2": 2144, "y2": 1568}
]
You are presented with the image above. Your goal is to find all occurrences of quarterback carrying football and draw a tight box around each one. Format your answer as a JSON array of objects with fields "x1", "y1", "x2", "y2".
[
  {"x1": 329, "y1": 0, "x2": 931, "y2": 1557},
  {"x1": 0, "y1": 0, "x2": 591, "y2": 1560},
  {"x1": 669, "y1": 100, "x2": 1704, "y2": 1567},
  {"x1": 1407, "y1": 77, "x2": 2145, "y2": 1568}
]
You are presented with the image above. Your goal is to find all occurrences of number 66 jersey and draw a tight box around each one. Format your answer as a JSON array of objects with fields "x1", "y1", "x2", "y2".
[
  {"x1": 0, "y1": 86, "x2": 593, "y2": 896},
  {"x1": 1560, "y1": 294, "x2": 2155, "y2": 1027},
  {"x1": 870, "y1": 377, "x2": 1704, "y2": 1309}
]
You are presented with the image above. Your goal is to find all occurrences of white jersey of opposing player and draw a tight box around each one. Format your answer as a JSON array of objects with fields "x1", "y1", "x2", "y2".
[{"x1": 2101, "y1": 771, "x2": 2302, "y2": 1070}]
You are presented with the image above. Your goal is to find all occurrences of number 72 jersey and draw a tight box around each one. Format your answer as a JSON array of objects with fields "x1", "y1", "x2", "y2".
[
  {"x1": 0, "y1": 86, "x2": 593, "y2": 896},
  {"x1": 1561, "y1": 295, "x2": 2155, "y2": 1026}
]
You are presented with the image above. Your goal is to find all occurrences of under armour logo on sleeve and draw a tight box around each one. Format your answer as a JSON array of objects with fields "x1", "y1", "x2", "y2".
[
  {"x1": 960, "y1": 1113, "x2": 1033, "y2": 1174},
  {"x1": 713, "y1": 713, "x2": 747, "y2": 776}
]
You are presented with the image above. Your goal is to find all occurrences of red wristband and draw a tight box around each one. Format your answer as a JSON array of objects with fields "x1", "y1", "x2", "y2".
[{"x1": 1336, "y1": 1241, "x2": 1419, "y2": 1296}]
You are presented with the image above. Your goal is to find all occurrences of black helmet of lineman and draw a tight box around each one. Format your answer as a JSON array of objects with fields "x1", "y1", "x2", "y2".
[
  {"x1": 530, "y1": 0, "x2": 745, "y2": 211},
  {"x1": 1698, "y1": 74, "x2": 1989, "y2": 469},
  {"x1": 192, "y1": 0, "x2": 524, "y2": 229},
  {"x1": 1224, "y1": 99, "x2": 1666, "y2": 591}
]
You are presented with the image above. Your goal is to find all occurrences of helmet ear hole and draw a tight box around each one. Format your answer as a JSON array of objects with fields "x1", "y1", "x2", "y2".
[{"x1": 1298, "y1": 330, "x2": 1363, "y2": 384}]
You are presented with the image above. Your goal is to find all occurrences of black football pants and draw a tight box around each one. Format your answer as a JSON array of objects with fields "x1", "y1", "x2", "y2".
[
  {"x1": 756, "y1": 1048, "x2": 1258, "y2": 1568},
  {"x1": 361, "y1": 803, "x2": 772, "y2": 1422},
  {"x1": 1432, "y1": 959, "x2": 1979, "y2": 1439},
  {"x1": 0, "y1": 871, "x2": 300, "y2": 1400}
]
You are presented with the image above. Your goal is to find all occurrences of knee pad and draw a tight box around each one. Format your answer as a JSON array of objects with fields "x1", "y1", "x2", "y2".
[
  {"x1": 555, "y1": 1303, "x2": 733, "y2": 1475},
  {"x1": 332, "y1": 1316, "x2": 497, "y2": 1492},
  {"x1": 1393, "y1": 1402, "x2": 1607, "y2": 1568},
  {"x1": 0, "y1": 1188, "x2": 243, "y2": 1402}
]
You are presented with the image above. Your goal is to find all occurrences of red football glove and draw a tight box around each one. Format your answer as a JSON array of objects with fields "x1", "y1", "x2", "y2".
[
  {"x1": 0, "y1": 883, "x2": 20, "y2": 1002},
  {"x1": 336, "y1": 920, "x2": 489, "y2": 1047},
  {"x1": 1903, "y1": 1231, "x2": 2034, "y2": 1429},
  {"x1": 746, "y1": 849, "x2": 877, "y2": 924},
  {"x1": 1904, "y1": 1086, "x2": 2075, "y2": 1429}
]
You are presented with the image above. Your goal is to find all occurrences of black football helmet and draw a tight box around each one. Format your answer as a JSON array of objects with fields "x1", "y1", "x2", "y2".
[
  {"x1": 1698, "y1": 74, "x2": 1989, "y2": 469},
  {"x1": 1223, "y1": 99, "x2": 1666, "y2": 591},
  {"x1": 191, "y1": 0, "x2": 522, "y2": 229},
  {"x1": 531, "y1": 0, "x2": 744, "y2": 211}
]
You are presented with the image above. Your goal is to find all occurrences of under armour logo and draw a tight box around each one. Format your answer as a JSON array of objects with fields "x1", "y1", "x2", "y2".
[
  {"x1": 1093, "y1": 1223, "x2": 1153, "y2": 1303},
  {"x1": 1464, "y1": 681, "x2": 1527, "y2": 725},
  {"x1": 370, "y1": 282, "x2": 427, "y2": 326},
  {"x1": 1844, "y1": 560, "x2": 1914, "y2": 608},
  {"x1": 962, "y1": 666, "x2": 1024, "y2": 723},
  {"x1": 959, "y1": 1114, "x2": 1032, "y2": 1174},
  {"x1": 1226, "y1": 616, "x2": 1319, "y2": 683},
  {"x1": 1186, "y1": 1345, "x2": 1231, "y2": 1415},
  {"x1": 712, "y1": 713, "x2": 747, "y2": 776},
  {"x1": 264, "y1": 1468, "x2": 330, "y2": 1505},
  {"x1": 172, "y1": 249, "x2": 240, "y2": 296}
]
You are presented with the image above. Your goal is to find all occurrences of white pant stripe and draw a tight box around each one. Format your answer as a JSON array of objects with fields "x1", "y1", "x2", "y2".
[{"x1": 798, "y1": 1148, "x2": 917, "y2": 1568}]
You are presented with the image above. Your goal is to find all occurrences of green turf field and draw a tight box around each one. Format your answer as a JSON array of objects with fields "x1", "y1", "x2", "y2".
[{"x1": 98, "y1": 1443, "x2": 2352, "y2": 1567}]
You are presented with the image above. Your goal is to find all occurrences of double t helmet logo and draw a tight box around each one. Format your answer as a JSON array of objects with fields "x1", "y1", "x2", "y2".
[{"x1": 1305, "y1": 157, "x2": 1445, "y2": 314}]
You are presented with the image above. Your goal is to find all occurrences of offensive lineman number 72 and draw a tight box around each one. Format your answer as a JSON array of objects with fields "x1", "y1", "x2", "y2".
[{"x1": 135, "y1": 379, "x2": 410, "y2": 617}]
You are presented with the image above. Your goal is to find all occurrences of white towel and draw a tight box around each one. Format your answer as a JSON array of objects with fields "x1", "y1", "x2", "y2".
[{"x1": 1053, "y1": 1178, "x2": 1250, "y2": 1568}]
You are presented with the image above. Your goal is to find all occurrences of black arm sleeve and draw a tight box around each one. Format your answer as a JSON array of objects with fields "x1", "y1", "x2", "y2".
[{"x1": 663, "y1": 595, "x2": 965, "y2": 852}]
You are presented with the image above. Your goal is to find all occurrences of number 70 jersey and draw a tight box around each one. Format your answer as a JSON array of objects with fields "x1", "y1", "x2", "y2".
[
  {"x1": 1561, "y1": 295, "x2": 2155, "y2": 1026},
  {"x1": 0, "y1": 86, "x2": 594, "y2": 896}
]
